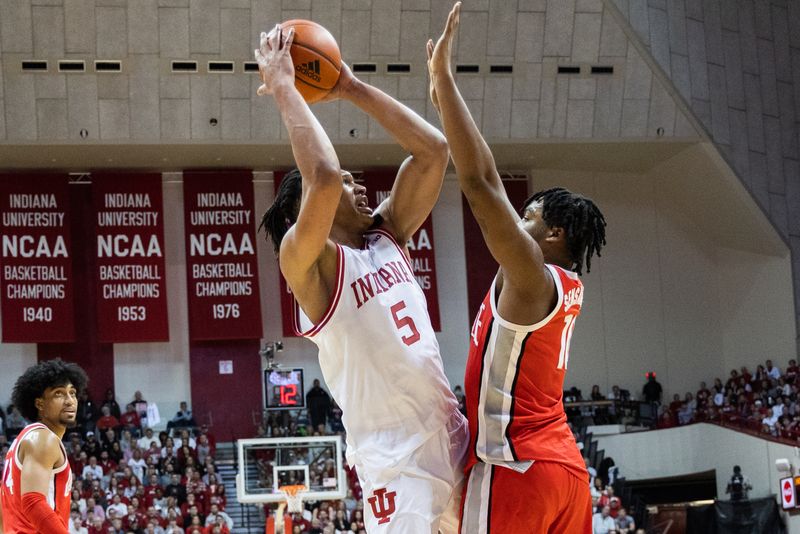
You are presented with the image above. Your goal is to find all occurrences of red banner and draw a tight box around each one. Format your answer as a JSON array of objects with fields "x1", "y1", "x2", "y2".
[
  {"x1": 182, "y1": 171, "x2": 262, "y2": 340},
  {"x1": 462, "y1": 178, "x2": 529, "y2": 321},
  {"x1": 92, "y1": 173, "x2": 169, "y2": 342},
  {"x1": 362, "y1": 169, "x2": 441, "y2": 330},
  {"x1": 0, "y1": 174, "x2": 75, "y2": 342}
]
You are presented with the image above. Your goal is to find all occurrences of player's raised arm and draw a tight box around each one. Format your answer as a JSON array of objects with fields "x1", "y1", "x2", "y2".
[
  {"x1": 427, "y1": 3, "x2": 549, "y2": 296},
  {"x1": 18, "y1": 430, "x2": 69, "y2": 534},
  {"x1": 334, "y1": 64, "x2": 448, "y2": 244},
  {"x1": 255, "y1": 26, "x2": 343, "y2": 278}
]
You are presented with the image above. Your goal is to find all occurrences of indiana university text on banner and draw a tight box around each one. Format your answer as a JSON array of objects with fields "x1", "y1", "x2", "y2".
[
  {"x1": 0, "y1": 174, "x2": 75, "y2": 342},
  {"x1": 182, "y1": 171, "x2": 262, "y2": 340},
  {"x1": 92, "y1": 172, "x2": 169, "y2": 343}
]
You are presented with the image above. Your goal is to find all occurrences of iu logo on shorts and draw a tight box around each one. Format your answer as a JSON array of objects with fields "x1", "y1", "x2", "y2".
[{"x1": 368, "y1": 488, "x2": 397, "y2": 524}]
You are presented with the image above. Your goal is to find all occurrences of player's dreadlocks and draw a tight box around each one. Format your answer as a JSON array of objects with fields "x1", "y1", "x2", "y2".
[
  {"x1": 523, "y1": 187, "x2": 607, "y2": 275},
  {"x1": 12, "y1": 359, "x2": 88, "y2": 422},
  {"x1": 260, "y1": 169, "x2": 303, "y2": 255}
]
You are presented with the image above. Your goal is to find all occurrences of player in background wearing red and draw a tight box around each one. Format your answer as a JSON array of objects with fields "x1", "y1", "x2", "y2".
[
  {"x1": 1, "y1": 359, "x2": 88, "y2": 534},
  {"x1": 256, "y1": 25, "x2": 466, "y2": 533},
  {"x1": 428, "y1": 4, "x2": 607, "y2": 533}
]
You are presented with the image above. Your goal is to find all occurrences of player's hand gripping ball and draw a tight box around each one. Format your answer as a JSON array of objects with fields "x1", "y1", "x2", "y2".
[{"x1": 279, "y1": 19, "x2": 342, "y2": 104}]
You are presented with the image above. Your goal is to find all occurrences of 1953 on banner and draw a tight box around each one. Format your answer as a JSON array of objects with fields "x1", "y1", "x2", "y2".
[
  {"x1": 183, "y1": 171, "x2": 262, "y2": 340},
  {"x1": 0, "y1": 174, "x2": 75, "y2": 342},
  {"x1": 92, "y1": 173, "x2": 169, "y2": 343}
]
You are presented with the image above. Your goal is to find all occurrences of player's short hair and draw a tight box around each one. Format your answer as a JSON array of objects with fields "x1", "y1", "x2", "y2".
[
  {"x1": 260, "y1": 169, "x2": 303, "y2": 255},
  {"x1": 12, "y1": 359, "x2": 88, "y2": 421},
  {"x1": 523, "y1": 187, "x2": 607, "y2": 275}
]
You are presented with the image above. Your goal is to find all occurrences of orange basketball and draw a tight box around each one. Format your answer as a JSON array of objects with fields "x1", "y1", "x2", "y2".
[{"x1": 280, "y1": 19, "x2": 342, "y2": 104}]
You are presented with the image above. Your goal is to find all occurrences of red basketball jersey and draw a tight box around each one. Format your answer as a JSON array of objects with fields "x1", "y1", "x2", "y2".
[
  {"x1": 464, "y1": 264, "x2": 587, "y2": 481},
  {"x1": 1, "y1": 423, "x2": 72, "y2": 533}
]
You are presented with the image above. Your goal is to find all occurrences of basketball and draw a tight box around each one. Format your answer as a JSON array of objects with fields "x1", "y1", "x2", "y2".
[{"x1": 279, "y1": 19, "x2": 342, "y2": 104}]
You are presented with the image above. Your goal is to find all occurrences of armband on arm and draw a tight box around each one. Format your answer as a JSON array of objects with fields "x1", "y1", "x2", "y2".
[{"x1": 22, "y1": 492, "x2": 68, "y2": 534}]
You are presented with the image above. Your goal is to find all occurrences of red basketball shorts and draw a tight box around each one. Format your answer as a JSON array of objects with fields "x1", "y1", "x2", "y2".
[{"x1": 459, "y1": 460, "x2": 592, "y2": 534}]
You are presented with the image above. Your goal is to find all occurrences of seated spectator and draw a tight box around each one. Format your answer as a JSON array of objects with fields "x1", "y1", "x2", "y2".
[
  {"x1": 184, "y1": 514, "x2": 204, "y2": 534},
  {"x1": 787, "y1": 360, "x2": 799, "y2": 384},
  {"x1": 69, "y1": 509, "x2": 88, "y2": 534},
  {"x1": 138, "y1": 427, "x2": 160, "y2": 450},
  {"x1": 167, "y1": 402, "x2": 197, "y2": 430},
  {"x1": 204, "y1": 504, "x2": 233, "y2": 531},
  {"x1": 616, "y1": 507, "x2": 636, "y2": 533},
  {"x1": 120, "y1": 403, "x2": 142, "y2": 436},
  {"x1": 677, "y1": 395, "x2": 695, "y2": 425},
  {"x1": 762, "y1": 408, "x2": 779, "y2": 435},
  {"x1": 591, "y1": 477, "x2": 605, "y2": 500},
  {"x1": 82, "y1": 455, "x2": 103, "y2": 481},
  {"x1": 176, "y1": 428, "x2": 196, "y2": 450},
  {"x1": 132, "y1": 391, "x2": 149, "y2": 424},
  {"x1": 196, "y1": 434, "x2": 213, "y2": 465},
  {"x1": 766, "y1": 359, "x2": 781, "y2": 381},
  {"x1": 129, "y1": 448, "x2": 147, "y2": 482},
  {"x1": 592, "y1": 505, "x2": 616, "y2": 534},
  {"x1": 98, "y1": 450, "x2": 117, "y2": 475},
  {"x1": 107, "y1": 494, "x2": 129, "y2": 519},
  {"x1": 97, "y1": 406, "x2": 120, "y2": 434},
  {"x1": 599, "y1": 486, "x2": 621, "y2": 518},
  {"x1": 102, "y1": 388, "x2": 122, "y2": 419},
  {"x1": 5, "y1": 405, "x2": 27, "y2": 439}
]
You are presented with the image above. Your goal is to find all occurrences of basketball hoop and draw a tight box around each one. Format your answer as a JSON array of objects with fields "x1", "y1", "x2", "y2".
[{"x1": 279, "y1": 484, "x2": 307, "y2": 513}]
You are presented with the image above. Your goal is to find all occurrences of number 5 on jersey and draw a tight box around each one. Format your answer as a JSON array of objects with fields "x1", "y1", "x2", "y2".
[{"x1": 391, "y1": 300, "x2": 420, "y2": 346}]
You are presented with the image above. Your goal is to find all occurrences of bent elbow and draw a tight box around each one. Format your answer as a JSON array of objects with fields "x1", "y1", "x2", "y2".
[{"x1": 305, "y1": 164, "x2": 342, "y2": 187}]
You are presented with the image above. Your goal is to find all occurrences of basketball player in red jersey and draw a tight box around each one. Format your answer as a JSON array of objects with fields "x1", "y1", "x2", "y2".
[
  {"x1": 1, "y1": 359, "x2": 88, "y2": 534},
  {"x1": 256, "y1": 26, "x2": 466, "y2": 533},
  {"x1": 428, "y1": 4, "x2": 607, "y2": 533}
]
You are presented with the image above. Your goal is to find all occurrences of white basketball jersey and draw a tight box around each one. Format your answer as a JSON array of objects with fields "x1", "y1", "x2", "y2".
[{"x1": 295, "y1": 229, "x2": 458, "y2": 469}]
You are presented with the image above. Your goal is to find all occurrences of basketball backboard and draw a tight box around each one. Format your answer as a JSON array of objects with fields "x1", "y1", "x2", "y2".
[{"x1": 236, "y1": 435, "x2": 346, "y2": 504}]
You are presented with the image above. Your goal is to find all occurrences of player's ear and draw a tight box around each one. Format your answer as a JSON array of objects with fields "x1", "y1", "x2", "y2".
[
  {"x1": 545, "y1": 226, "x2": 564, "y2": 242},
  {"x1": 35, "y1": 396, "x2": 45, "y2": 412}
]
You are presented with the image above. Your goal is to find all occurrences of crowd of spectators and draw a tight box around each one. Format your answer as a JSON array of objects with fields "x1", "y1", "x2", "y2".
[
  {"x1": 653, "y1": 358, "x2": 800, "y2": 442},
  {"x1": 0, "y1": 389, "x2": 221, "y2": 534}
]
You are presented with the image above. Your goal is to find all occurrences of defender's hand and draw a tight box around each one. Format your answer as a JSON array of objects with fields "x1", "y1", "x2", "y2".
[
  {"x1": 255, "y1": 24, "x2": 296, "y2": 96},
  {"x1": 427, "y1": 2, "x2": 460, "y2": 110}
]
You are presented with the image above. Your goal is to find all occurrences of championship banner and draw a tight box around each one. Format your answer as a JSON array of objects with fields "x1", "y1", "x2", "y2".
[
  {"x1": 0, "y1": 174, "x2": 75, "y2": 342},
  {"x1": 92, "y1": 172, "x2": 169, "y2": 342},
  {"x1": 182, "y1": 171, "x2": 262, "y2": 340},
  {"x1": 462, "y1": 178, "x2": 529, "y2": 322},
  {"x1": 363, "y1": 169, "x2": 441, "y2": 331}
]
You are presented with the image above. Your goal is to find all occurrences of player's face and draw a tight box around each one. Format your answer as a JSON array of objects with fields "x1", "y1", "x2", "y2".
[
  {"x1": 519, "y1": 200, "x2": 548, "y2": 241},
  {"x1": 38, "y1": 381, "x2": 78, "y2": 428},
  {"x1": 336, "y1": 172, "x2": 373, "y2": 228}
]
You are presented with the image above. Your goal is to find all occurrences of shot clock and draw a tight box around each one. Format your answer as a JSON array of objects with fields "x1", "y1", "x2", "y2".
[{"x1": 265, "y1": 368, "x2": 305, "y2": 410}]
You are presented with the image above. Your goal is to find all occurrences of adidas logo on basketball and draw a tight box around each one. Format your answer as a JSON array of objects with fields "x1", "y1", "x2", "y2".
[{"x1": 296, "y1": 60, "x2": 321, "y2": 82}]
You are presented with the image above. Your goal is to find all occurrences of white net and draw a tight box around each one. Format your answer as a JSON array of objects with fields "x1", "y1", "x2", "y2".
[{"x1": 279, "y1": 484, "x2": 307, "y2": 513}]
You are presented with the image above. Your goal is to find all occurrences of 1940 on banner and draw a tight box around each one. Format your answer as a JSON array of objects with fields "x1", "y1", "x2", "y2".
[
  {"x1": 92, "y1": 173, "x2": 169, "y2": 342},
  {"x1": 0, "y1": 174, "x2": 75, "y2": 342},
  {"x1": 183, "y1": 171, "x2": 262, "y2": 340}
]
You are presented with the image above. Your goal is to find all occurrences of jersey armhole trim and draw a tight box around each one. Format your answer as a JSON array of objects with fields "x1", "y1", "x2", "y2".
[
  {"x1": 297, "y1": 244, "x2": 345, "y2": 338},
  {"x1": 488, "y1": 264, "x2": 564, "y2": 332},
  {"x1": 13, "y1": 423, "x2": 68, "y2": 472}
]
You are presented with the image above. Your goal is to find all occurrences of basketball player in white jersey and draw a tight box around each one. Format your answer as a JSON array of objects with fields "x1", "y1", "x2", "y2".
[
  {"x1": 255, "y1": 27, "x2": 467, "y2": 533},
  {"x1": 1, "y1": 359, "x2": 88, "y2": 534}
]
